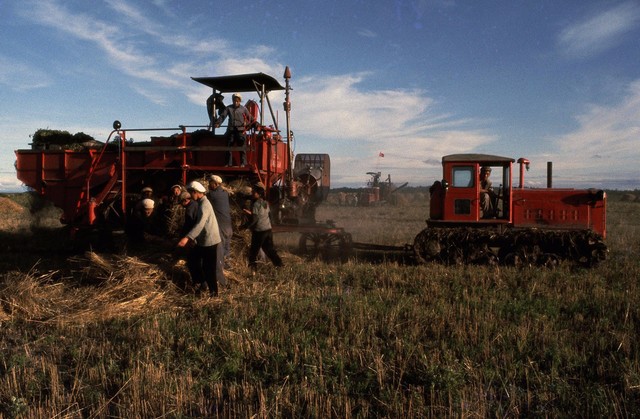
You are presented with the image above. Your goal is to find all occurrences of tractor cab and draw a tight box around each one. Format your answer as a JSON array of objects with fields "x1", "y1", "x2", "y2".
[{"x1": 429, "y1": 154, "x2": 514, "y2": 225}]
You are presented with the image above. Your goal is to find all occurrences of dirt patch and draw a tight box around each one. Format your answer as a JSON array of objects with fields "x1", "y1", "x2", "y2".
[
  {"x1": 0, "y1": 196, "x2": 28, "y2": 214},
  {"x1": 0, "y1": 193, "x2": 63, "y2": 231},
  {"x1": 0, "y1": 196, "x2": 31, "y2": 230}
]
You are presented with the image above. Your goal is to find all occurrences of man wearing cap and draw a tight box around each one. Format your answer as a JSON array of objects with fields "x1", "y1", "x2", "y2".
[
  {"x1": 208, "y1": 175, "x2": 232, "y2": 282},
  {"x1": 215, "y1": 93, "x2": 257, "y2": 166},
  {"x1": 167, "y1": 184, "x2": 184, "y2": 205},
  {"x1": 178, "y1": 181, "x2": 221, "y2": 297},
  {"x1": 140, "y1": 186, "x2": 155, "y2": 203},
  {"x1": 126, "y1": 198, "x2": 158, "y2": 245},
  {"x1": 479, "y1": 166, "x2": 495, "y2": 218},
  {"x1": 179, "y1": 191, "x2": 198, "y2": 236},
  {"x1": 157, "y1": 184, "x2": 186, "y2": 236},
  {"x1": 247, "y1": 184, "x2": 283, "y2": 273},
  {"x1": 141, "y1": 186, "x2": 154, "y2": 197},
  {"x1": 135, "y1": 186, "x2": 156, "y2": 212}
]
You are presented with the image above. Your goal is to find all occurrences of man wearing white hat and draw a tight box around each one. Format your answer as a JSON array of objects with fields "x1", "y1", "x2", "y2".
[
  {"x1": 126, "y1": 197, "x2": 158, "y2": 245},
  {"x1": 178, "y1": 181, "x2": 221, "y2": 296},
  {"x1": 214, "y1": 92, "x2": 257, "y2": 166}
]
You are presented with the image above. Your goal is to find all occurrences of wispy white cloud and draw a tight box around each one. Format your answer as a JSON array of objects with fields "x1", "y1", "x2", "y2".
[
  {"x1": 130, "y1": 85, "x2": 168, "y2": 106},
  {"x1": 104, "y1": 0, "x2": 229, "y2": 55},
  {"x1": 557, "y1": 78, "x2": 640, "y2": 164},
  {"x1": 357, "y1": 28, "x2": 377, "y2": 38},
  {"x1": 292, "y1": 73, "x2": 495, "y2": 184},
  {"x1": 558, "y1": 2, "x2": 640, "y2": 59},
  {"x1": 18, "y1": 0, "x2": 226, "y2": 94},
  {"x1": 16, "y1": 0, "x2": 286, "y2": 114},
  {"x1": 151, "y1": 0, "x2": 174, "y2": 16},
  {"x1": 21, "y1": 1, "x2": 173, "y2": 84},
  {"x1": 0, "y1": 55, "x2": 52, "y2": 91},
  {"x1": 529, "y1": 78, "x2": 640, "y2": 188},
  {"x1": 295, "y1": 73, "x2": 491, "y2": 143}
]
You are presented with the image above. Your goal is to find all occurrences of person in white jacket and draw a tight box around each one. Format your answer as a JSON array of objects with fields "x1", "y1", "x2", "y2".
[{"x1": 177, "y1": 181, "x2": 221, "y2": 296}]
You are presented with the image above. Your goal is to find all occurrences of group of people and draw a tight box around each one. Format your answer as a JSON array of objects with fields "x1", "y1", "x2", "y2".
[
  {"x1": 123, "y1": 91, "x2": 282, "y2": 296},
  {"x1": 128, "y1": 176, "x2": 283, "y2": 297}
]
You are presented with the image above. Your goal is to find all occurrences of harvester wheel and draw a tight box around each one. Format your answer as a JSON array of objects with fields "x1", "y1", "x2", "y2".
[{"x1": 299, "y1": 232, "x2": 352, "y2": 262}]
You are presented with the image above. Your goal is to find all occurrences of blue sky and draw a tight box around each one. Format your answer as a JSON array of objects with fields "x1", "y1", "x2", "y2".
[{"x1": 1, "y1": 0, "x2": 639, "y2": 191}]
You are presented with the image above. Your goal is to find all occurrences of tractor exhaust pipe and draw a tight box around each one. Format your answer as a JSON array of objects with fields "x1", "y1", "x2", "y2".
[
  {"x1": 517, "y1": 158, "x2": 530, "y2": 189},
  {"x1": 547, "y1": 161, "x2": 552, "y2": 188},
  {"x1": 283, "y1": 66, "x2": 293, "y2": 188}
]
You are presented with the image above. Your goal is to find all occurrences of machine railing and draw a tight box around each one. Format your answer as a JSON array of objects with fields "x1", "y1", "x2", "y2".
[{"x1": 75, "y1": 122, "x2": 287, "y2": 226}]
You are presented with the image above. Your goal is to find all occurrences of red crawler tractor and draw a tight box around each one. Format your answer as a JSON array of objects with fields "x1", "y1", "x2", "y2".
[
  {"x1": 414, "y1": 154, "x2": 607, "y2": 266},
  {"x1": 14, "y1": 68, "x2": 347, "y2": 246}
]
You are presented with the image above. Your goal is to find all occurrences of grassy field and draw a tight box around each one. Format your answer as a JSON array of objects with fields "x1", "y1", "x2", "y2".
[{"x1": 0, "y1": 192, "x2": 639, "y2": 417}]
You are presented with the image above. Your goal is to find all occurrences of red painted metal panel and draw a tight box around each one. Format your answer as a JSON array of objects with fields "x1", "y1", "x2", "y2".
[
  {"x1": 512, "y1": 189, "x2": 606, "y2": 237},
  {"x1": 442, "y1": 162, "x2": 480, "y2": 222}
]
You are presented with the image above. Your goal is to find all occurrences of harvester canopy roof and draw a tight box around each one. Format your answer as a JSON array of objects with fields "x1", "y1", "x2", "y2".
[{"x1": 191, "y1": 73, "x2": 285, "y2": 93}]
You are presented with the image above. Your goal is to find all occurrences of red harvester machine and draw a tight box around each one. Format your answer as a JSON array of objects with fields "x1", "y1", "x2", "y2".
[
  {"x1": 357, "y1": 171, "x2": 408, "y2": 206},
  {"x1": 14, "y1": 67, "x2": 348, "y2": 247},
  {"x1": 414, "y1": 154, "x2": 607, "y2": 266}
]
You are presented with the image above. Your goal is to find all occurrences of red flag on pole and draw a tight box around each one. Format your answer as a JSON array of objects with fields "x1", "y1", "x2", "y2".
[{"x1": 379, "y1": 152, "x2": 384, "y2": 157}]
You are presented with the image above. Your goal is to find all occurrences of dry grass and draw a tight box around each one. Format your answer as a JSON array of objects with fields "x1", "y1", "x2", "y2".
[
  {"x1": 0, "y1": 192, "x2": 639, "y2": 417},
  {"x1": 0, "y1": 252, "x2": 189, "y2": 325}
]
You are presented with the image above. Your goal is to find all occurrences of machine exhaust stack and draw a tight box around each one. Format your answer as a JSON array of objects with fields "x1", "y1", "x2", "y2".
[
  {"x1": 517, "y1": 158, "x2": 530, "y2": 189},
  {"x1": 547, "y1": 161, "x2": 553, "y2": 188},
  {"x1": 283, "y1": 66, "x2": 293, "y2": 188}
]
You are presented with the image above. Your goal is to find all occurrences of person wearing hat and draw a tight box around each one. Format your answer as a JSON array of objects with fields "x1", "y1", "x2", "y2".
[
  {"x1": 135, "y1": 185, "x2": 157, "y2": 213},
  {"x1": 168, "y1": 184, "x2": 184, "y2": 205},
  {"x1": 479, "y1": 166, "x2": 495, "y2": 218},
  {"x1": 126, "y1": 197, "x2": 159, "y2": 245},
  {"x1": 140, "y1": 186, "x2": 154, "y2": 200},
  {"x1": 179, "y1": 190, "x2": 198, "y2": 236},
  {"x1": 150, "y1": 183, "x2": 186, "y2": 238},
  {"x1": 207, "y1": 175, "x2": 232, "y2": 283},
  {"x1": 177, "y1": 181, "x2": 222, "y2": 297},
  {"x1": 214, "y1": 92, "x2": 257, "y2": 166},
  {"x1": 247, "y1": 183, "x2": 283, "y2": 273}
]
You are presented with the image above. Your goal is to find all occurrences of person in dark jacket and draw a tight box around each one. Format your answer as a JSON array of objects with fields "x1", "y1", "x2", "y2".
[
  {"x1": 207, "y1": 174, "x2": 231, "y2": 286},
  {"x1": 246, "y1": 184, "x2": 283, "y2": 273},
  {"x1": 179, "y1": 191, "x2": 198, "y2": 236},
  {"x1": 126, "y1": 198, "x2": 159, "y2": 245}
]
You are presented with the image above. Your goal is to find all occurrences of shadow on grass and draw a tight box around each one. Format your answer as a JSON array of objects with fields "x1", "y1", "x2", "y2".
[
  {"x1": 289, "y1": 243, "x2": 417, "y2": 265},
  {"x1": 0, "y1": 226, "x2": 182, "y2": 278}
]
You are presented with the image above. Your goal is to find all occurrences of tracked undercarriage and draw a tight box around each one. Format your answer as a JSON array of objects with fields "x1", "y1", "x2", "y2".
[{"x1": 413, "y1": 226, "x2": 607, "y2": 267}]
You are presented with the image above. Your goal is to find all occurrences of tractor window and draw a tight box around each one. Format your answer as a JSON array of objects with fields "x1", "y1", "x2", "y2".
[{"x1": 452, "y1": 167, "x2": 474, "y2": 188}]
